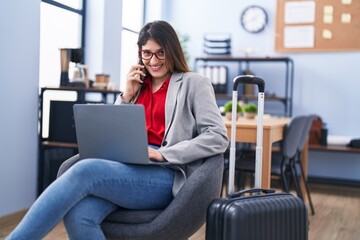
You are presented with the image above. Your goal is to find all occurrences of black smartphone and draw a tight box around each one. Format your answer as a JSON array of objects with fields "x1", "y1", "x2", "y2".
[{"x1": 138, "y1": 58, "x2": 145, "y2": 80}]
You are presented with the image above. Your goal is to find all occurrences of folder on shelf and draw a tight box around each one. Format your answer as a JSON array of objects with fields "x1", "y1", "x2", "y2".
[
  {"x1": 203, "y1": 33, "x2": 231, "y2": 55},
  {"x1": 197, "y1": 65, "x2": 227, "y2": 94}
]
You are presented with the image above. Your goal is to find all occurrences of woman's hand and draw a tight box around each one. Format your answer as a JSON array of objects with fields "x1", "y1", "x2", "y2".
[
  {"x1": 122, "y1": 63, "x2": 146, "y2": 102},
  {"x1": 148, "y1": 147, "x2": 166, "y2": 162}
]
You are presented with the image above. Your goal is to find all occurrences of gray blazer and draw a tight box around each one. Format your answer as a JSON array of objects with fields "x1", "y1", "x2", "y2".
[{"x1": 115, "y1": 72, "x2": 229, "y2": 195}]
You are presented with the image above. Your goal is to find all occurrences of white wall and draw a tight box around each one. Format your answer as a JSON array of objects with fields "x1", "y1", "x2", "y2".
[
  {"x1": 85, "y1": 0, "x2": 122, "y2": 88},
  {"x1": 167, "y1": 0, "x2": 360, "y2": 138},
  {"x1": 166, "y1": 0, "x2": 360, "y2": 181},
  {"x1": 0, "y1": 0, "x2": 40, "y2": 217},
  {"x1": 84, "y1": 0, "x2": 105, "y2": 80}
]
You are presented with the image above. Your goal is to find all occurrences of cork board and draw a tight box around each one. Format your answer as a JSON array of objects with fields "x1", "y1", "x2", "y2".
[{"x1": 275, "y1": 0, "x2": 360, "y2": 52}]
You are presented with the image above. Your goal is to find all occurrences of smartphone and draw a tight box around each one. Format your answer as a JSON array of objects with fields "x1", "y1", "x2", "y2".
[{"x1": 138, "y1": 58, "x2": 145, "y2": 80}]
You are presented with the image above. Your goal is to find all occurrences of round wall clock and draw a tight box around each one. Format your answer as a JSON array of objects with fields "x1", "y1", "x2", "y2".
[{"x1": 240, "y1": 5, "x2": 268, "y2": 33}]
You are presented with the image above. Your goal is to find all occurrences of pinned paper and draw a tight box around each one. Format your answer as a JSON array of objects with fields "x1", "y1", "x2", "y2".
[
  {"x1": 284, "y1": 1, "x2": 315, "y2": 24},
  {"x1": 324, "y1": 6, "x2": 334, "y2": 15},
  {"x1": 284, "y1": 26, "x2": 315, "y2": 48},
  {"x1": 322, "y1": 29, "x2": 332, "y2": 39},
  {"x1": 341, "y1": 13, "x2": 352, "y2": 23},
  {"x1": 323, "y1": 15, "x2": 333, "y2": 24},
  {"x1": 341, "y1": 0, "x2": 352, "y2": 5}
]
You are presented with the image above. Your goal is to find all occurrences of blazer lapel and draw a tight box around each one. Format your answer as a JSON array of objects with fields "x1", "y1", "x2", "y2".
[{"x1": 164, "y1": 72, "x2": 183, "y2": 129}]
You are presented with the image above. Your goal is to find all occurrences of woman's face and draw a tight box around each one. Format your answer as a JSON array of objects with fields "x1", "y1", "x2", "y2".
[{"x1": 140, "y1": 39, "x2": 169, "y2": 81}]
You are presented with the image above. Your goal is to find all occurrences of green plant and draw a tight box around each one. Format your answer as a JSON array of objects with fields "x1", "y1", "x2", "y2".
[
  {"x1": 224, "y1": 101, "x2": 242, "y2": 113},
  {"x1": 243, "y1": 103, "x2": 258, "y2": 113},
  {"x1": 177, "y1": 32, "x2": 190, "y2": 63}
]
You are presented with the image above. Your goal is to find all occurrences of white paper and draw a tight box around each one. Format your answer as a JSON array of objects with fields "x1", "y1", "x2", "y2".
[
  {"x1": 341, "y1": 0, "x2": 352, "y2": 5},
  {"x1": 322, "y1": 29, "x2": 332, "y2": 39},
  {"x1": 341, "y1": 13, "x2": 352, "y2": 23},
  {"x1": 327, "y1": 135, "x2": 352, "y2": 146},
  {"x1": 323, "y1": 15, "x2": 333, "y2": 24},
  {"x1": 212, "y1": 67, "x2": 219, "y2": 85},
  {"x1": 324, "y1": 5, "x2": 334, "y2": 15},
  {"x1": 285, "y1": 1, "x2": 316, "y2": 24},
  {"x1": 205, "y1": 66, "x2": 212, "y2": 81},
  {"x1": 284, "y1": 26, "x2": 315, "y2": 48},
  {"x1": 219, "y1": 66, "x2": 227, "y2": 84}
]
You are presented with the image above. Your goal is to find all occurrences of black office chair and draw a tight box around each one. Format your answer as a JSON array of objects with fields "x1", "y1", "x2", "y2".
[
  {"x1": 222, "y1": 143, "x2": 250, "y2": 193},
  {"x1": 57, "y1": 153, "x2": 224, "y2": 240},
  {"x1": 292, "y1": 115, "x2": 316, "y2": 215},
  {"x1": 234, "y1": 116, "x2": 307, "y2": 196}
]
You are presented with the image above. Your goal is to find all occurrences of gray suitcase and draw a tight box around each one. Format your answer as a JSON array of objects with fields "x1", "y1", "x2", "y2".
[{"x1": 206, "y1": 75, "x2": 308, "y2": 240}]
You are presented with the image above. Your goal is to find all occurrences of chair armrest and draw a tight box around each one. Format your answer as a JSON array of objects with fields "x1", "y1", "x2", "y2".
[{"x1": 57, "y1": 154, "x2": 80, "y2": 178}]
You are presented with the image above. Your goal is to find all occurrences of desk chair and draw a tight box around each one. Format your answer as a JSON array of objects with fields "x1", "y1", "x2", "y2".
[
  {"x1": 292, "y1": 115, "x2": 316, "y2": 215},
  {"x1": 222, "y1": 143, "x2": 252, "y2": 193},
  {"x1": 234, "y1": 116, "x2": 307, "y2": 196},
  {"x1": 57, "y1": 154, "x2": 224, "y2": 240}
]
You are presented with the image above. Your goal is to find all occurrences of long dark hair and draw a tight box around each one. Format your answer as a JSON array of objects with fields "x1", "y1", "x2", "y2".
[{"x1": 137, "y1": 20, "x2": 189, "y2": 73}]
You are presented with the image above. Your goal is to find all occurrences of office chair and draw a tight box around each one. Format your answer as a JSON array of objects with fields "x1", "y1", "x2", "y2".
[
  {"x1": 57, "y1": 153, "x2": 224, "y2": 240},
  {"x1": 234, "y1": 116, "x2": 307, "y2": 196},
  {"x1": 292, "y1": 115, "x2": 316, "y2": 215},
  {"x1": 222, "y1": 142, "x2": 253, "y2": 193}
]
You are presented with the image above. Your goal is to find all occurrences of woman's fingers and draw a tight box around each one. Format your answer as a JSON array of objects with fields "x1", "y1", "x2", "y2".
[
  {"x1": 122, "y1": 64, "x2": 146, "y2": 100},
  {"x1": 127, "y1": 65, "x2": 146, "y2": 81}
]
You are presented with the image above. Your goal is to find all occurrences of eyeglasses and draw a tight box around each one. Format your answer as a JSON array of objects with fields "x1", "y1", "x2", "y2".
[{"x1": 140, "y1": 50, "x2": 165, "y2": 60}]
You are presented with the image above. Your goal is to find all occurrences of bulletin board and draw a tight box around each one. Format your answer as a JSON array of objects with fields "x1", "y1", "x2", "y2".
[{"x1": 275, "y1": 0, "x2": 360, "y2": 52}]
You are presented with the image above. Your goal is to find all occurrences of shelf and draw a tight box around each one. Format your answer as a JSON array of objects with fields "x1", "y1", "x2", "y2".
[
  {"x1": 215, "y1": 93, "x2": 287, "y2": 102},
  {"x1": 195, "y1": 56, "x2": 292, "y2": 63},
  {"x1": 42, "y1": 141, "x2": 78, "y2": 149},
  {"x1": 41, "y1": 86, "x2": 121, "y2": 94},
  {"x1": 309, "y1": 144, "x2": 360, "y2": 153},
  {"x1": 194, "y1": 56, "x2": 294, "y2": 116}
]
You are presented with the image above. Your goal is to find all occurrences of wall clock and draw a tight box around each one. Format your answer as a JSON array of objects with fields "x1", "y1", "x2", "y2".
[{"x1": 240, "y1": 5, "x2": 268, "y2": 33}]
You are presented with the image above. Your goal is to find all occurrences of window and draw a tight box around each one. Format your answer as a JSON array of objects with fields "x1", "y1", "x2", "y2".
[
  {"x1": 39, "y1": 0, "x2": 85, "y2": 137},
  {"x1": 119, "y1": 0, "x2": 144, "y2": 90},
  {"x1": 51, "y1": 0, "x2": 82, "y2": 10},
  {"x1": 39, "y1": 0, "x2": 85, "y2": 87},
  {"x1": 119, "y1": 0, "x2": 162, "y2": 90}
]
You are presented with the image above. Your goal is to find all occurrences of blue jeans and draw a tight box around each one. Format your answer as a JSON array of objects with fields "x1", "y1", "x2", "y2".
[{"x1": 7, "y1": 158, "x2": 174, "y2": 240}]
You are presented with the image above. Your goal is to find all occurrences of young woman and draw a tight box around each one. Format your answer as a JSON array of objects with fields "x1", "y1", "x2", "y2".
[{"x1": 7, "y1": 20, "x2": 228, "y2": 240}]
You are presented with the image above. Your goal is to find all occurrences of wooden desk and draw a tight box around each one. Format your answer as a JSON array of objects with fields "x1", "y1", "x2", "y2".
[{"x1": 223, "y1": 116, "x2": 290, "y2": 188}]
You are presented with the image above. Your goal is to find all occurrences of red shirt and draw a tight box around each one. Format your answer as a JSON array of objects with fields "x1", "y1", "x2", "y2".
[{"x1": 136, "y1": 76, "x2": 170, "y2": 146}]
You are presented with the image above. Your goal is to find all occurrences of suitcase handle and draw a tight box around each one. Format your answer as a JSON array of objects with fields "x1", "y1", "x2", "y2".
[
  {"x1": 233, "y1": 75, "x2": 265, "y2": 93},
  {"x1": 228, "y1": 75, "x2": 265, "y2": 194},
  {"x1": 228, "y1": 188, "x2": 276, "y2": 198}
]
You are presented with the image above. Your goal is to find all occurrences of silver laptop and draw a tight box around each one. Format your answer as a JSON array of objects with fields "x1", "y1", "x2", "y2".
[{"x1": 73, "y1": 104, "x2": 167, "y2": 165}]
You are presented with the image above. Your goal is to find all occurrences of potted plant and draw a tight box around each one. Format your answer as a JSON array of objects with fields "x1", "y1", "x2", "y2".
[
  {"x1": 243, "y1": 103, "x2": 258, "y2": 119},
  {"x1": 223, "y1": 101, "x2": 242, "y2": 120}
]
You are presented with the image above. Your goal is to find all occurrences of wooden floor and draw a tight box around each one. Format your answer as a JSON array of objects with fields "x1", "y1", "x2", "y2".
[{"x1": 1, "y1": 183, "x2": 360, "y2": 240}]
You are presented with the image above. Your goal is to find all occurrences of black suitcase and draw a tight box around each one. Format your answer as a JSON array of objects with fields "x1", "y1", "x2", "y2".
[{"x1": 206, "y1": 75, "x2": 308, "y2": 240}]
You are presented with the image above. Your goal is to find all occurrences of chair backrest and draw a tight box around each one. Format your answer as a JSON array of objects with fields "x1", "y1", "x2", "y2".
[
  {"x1": 282, "y1": 115, "x2": 307, "y2": 159},
  {"x1": 297, "y1": 115, "x2": 317, "y2": 152}
]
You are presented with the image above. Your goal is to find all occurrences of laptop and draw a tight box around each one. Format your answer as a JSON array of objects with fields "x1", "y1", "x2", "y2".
[{"x1": 73, "y1": 104, "x2": 168, "y2": 165}]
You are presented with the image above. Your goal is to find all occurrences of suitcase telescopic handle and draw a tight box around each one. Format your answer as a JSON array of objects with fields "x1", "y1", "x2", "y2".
[
  {"x1": 228, "y1": 188, "x2": 276, "y2": 198},
  {"x1": 233, "y1": 75, "x2": 265, "y2": 93}
]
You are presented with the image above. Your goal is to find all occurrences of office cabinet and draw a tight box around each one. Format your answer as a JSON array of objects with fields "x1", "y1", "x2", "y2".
[
  {"x1": 194, "y1": 56, "x2": 294, "y2": 116},
  {"x1": 37, "y1": 87, "x2": 121, "y2": 194}
]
